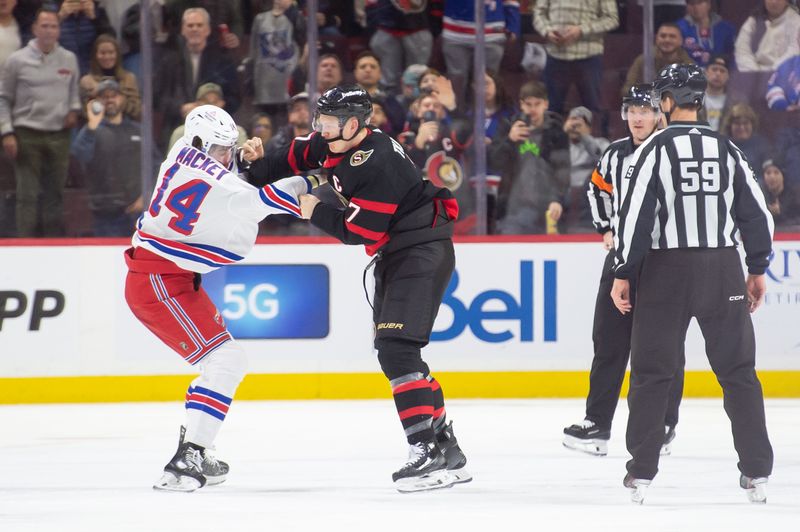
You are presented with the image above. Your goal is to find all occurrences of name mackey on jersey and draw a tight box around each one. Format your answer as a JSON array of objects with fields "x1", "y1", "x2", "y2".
[
  {"x1": 133, "y1": 141, "x2": 312, "y2": 273},
  {"x1": 248, "y1": 128, "x2": 459, "y2": 256}
]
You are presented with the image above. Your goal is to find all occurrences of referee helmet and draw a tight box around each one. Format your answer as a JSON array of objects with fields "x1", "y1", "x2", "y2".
[{"x1": 651, "y1": 63, "x2": 707, "y2": 109}]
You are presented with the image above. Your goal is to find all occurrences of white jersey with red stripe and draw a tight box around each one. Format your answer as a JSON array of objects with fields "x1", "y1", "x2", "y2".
[{"x1": 133, "y1": 140, "x2": 310, "y2": 273}]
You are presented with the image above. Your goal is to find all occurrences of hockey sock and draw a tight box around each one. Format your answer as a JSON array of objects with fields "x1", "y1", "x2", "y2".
[
  {"x1": 183, "y1": 341, "x2": 247, "y2": 448},
  {"x1": 428, "y1": 375, "x2": 447, "y2": 435},
  {"x1": 390, "y1": 372, "x2": 436, "y2": 444}
]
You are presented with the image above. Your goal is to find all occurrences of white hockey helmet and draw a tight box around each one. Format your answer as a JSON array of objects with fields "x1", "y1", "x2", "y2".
[{"x1": 183, "y1": 105, "x2": 239, "y2": 164}]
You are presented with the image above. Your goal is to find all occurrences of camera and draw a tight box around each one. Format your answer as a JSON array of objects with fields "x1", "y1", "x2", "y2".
[
  {"x1": 512, "y1": 112, "x2": 531, "y2": 127},
  {"x1": 90, "y1": 101, "x2": 104, "y2": 114},
  {"x1": 422, "y1": 110, "x2": 437, "y2": 123}
]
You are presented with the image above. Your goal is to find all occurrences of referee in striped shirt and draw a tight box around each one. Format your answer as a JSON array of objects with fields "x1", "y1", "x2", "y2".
[
  {"x1": 610, "y1": 64, "x2": 774, "y2": 504},
  {"x1": 562, "y1": 84, "x2": 684, "y2": 457}
]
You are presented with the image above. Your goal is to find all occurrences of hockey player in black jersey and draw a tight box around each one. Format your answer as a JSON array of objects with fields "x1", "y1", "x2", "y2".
[{"x1": 242, "y1": 85, "x2": 470, "y2": 493}]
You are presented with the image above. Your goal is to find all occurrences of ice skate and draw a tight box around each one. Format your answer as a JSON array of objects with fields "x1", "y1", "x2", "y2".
[
  {"x1": 179, "y1": 425, "x2": 229, "y2": 485},
  {"x1": 740, "y1": 474, "x2": 768, "y2": 504},
  {"x1": 153, "y1": 442, "x2": 207, "y2": 492},
  {"x1": 563, "y1": 419, "x2": 610, "y2": 456},
  {"x1": 623, "y1": 473, "x2": 650, "y2": 505},
  {"x1": 660, "y1": 425, "x2": 676, "y2": 456},
  {"x1": 392, "y1": 441, "x2": 454, "y2": 493},
  {"x1": 436, "y1": 421, "x2": 472, "y2": 484}
]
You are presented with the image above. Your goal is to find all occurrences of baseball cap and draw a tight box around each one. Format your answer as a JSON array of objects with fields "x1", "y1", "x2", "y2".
[
  {"x1": 196, "y1": 82, "x2": 223, "y2": 100},
  {"x1": 288, "y1": 91, "x2": 309, "y2": 109},
  {"x1": 707, "y1": 54, "x2": 730, "y2": 71},
  {"x1": 95, "y1": 78, "x2": 121, "y2": 96},
  {"x1": 402, "y1": 64, "x2": 428, "y2": 87},
  {"x1": 568, "y1": 106, "x2": 593, "y2": 125}
]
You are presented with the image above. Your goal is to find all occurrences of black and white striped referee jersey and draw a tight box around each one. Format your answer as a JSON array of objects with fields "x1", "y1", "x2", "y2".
[
  {"x1": 613, "y1": 121, "x2": 774, "y2": 279},
  {"x1": 587, "y1": 136, "x2": 637, "y2": 235}
]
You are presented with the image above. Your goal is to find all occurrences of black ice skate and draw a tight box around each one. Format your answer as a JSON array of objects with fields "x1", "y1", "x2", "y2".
[
  {"x1": 436, "y1": 421, "x2": 472, "y2": 484},
  {"x1": 179, "y1": 425, "x2": 229, "y2": 485},
  {"x1": 660, "y1": 425, "x2": 676, "y2": 456},
  {"x1": 740, "y1": 474, "x2": 768, "y2": 504},
  {"x1": 153, "y1": 442, "x2": 207, "y2": 492},
  {"x1": 392, "y1": 440, "x2": 454, "y2": 493},
  {"x1": 623, "y1": 473, "x2": 651, "y2": 505},
  {"x1": 563, "y1": 419, "x2": 610, "y2": 456}
]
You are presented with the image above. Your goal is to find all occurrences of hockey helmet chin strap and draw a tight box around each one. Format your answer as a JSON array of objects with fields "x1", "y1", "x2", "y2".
[{"x1": 322, "y1": 116, "x2": 365, "y2": 144}]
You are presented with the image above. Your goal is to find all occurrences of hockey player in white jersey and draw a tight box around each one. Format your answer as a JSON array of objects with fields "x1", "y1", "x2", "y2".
[{"x1": 124, "y1": 105, "x2": 320, "y2": 491}]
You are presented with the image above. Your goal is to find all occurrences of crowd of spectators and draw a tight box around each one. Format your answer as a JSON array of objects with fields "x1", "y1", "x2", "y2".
[{"x1": 1, "y1": 0, "x2": 799, "y2": 239}]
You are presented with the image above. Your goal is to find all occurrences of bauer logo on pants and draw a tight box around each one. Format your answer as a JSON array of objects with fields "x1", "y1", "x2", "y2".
[{"x1": 203, "y1": 264, "x2": 330, "y2": 339}]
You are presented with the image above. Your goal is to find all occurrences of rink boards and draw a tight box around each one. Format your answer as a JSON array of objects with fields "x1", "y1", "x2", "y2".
[{"x1": 1, "y1": 235, "x2": 799, "y2": 403}]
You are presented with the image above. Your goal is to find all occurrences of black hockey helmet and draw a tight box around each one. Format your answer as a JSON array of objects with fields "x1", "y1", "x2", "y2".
[
  {"x1": 621, "y1": 83, "x2": 660, "y2": 120},
  {"x1": 315, "y1": 84, "x2": 372, "y2": 125},
  {"x1": 651, "y1": 63, "x2": 707, "y2": 109}
]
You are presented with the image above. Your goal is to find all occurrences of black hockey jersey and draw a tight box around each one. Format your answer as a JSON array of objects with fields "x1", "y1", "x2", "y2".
[{"x1": 248, "y1": 128, "x2": 459, "y2": 255}]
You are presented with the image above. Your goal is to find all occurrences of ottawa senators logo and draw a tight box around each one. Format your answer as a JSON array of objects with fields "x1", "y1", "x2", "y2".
[
  {"x1": 350, "y1": 149, "x2": 374, "y2": 166},
  {"x1": 424, "y1": 150, "x2": 464, "y2": 191}
]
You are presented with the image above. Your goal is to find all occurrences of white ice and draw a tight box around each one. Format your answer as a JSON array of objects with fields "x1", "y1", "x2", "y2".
[{"x1": 1, "y1": 399, "x2": 798, "y2": 532}]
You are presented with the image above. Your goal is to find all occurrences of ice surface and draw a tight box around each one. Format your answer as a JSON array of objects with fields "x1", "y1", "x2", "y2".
[{"x1": 0, "y1": 399, "x2": 797, "y2": 531}]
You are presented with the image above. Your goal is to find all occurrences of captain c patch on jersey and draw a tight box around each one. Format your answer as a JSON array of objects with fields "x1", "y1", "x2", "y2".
[{"x1": 350, "y1": 149, "x2": 374, "y2": 166}]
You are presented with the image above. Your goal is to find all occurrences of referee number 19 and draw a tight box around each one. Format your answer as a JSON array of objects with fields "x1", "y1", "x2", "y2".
[{"x1": 679, "y1": 160, "x2": 720, "y2": 193}]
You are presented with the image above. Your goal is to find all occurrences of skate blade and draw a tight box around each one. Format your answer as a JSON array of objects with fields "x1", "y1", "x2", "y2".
[
  {"x1": 629, "y1": 484, "x2": 648, "y2": 505},
  {"x1": 395, "y1": 470, "x2": 455, "y2": 493},
  {"x1": 205, "y1": 474, "x2": 227, "y2": 486},
  {"x1": 449, "y1": 467, "x2": 473, "y2": 484},
  {"x1": 153, "y1": 471, "x2": 203, "y2": 492},
  {"x1": 562, "y1": 435, "x2": 608, "y2": 456},
  {"x1": 744, "y1": 483, "x2": 767, "y2": 504}
]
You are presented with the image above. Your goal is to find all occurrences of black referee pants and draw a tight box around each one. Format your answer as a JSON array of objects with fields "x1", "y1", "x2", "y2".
[
  {"x1": 585, "y1": 250, "x2": 684, "y2": 431},
  {"x1": 625, "y1": 248, "x2": 773, "y2": 480}
]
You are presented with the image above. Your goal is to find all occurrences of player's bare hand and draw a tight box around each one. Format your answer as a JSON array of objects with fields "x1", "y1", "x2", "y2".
[
  {"x1": 299, "y1": 194, "x2": 319, "y2": 219},
  {"x1": 602, "y1": 230, "x2": 614, "y2": 250},
  {"x1": 242, "y1": 137, "x2": 264, "y2": 161},
  {"x1": 611, "y1": 278, "x2": 632, "y2": 314},
  {"x1": 547, "y1": 201, "x2": 563, "y2": 221},
  {"x1": 746, "y1": 274, "x2": 766, "y2": 313},
  {"x1": 2, "y1": 134, "x2": 17, "y2": 159}
]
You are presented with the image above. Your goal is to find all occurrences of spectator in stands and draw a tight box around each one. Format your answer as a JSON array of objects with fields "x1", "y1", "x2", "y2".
[
  {"x1": 564, "y1": 105, "x2": 609, "y2": 231},
  {"x1": 442, "y1": 0, "x2": 520, "y2": 109},
  {"x1": 79, "y1": 34, "x2": 140, "y2": 121},
  {"x1": 721, "y1": 103, "x2": 772, "y2": 181},
  {"x1": 265, "y1": 91, "x2": 310, "y2": 153},
  {"x1": 164, "y1": 0, "x2": 243, "y2": 50},
  {"x1": 761, "y1": 160, "x2": 800, "y2": 226},
  {"x1": 702, "y1": 53, "x2": 731, "y2": 131},
  {"x1": 70, "y1": 79, "x2": 145, "y2": 237},
  {"x1": 766, "y1": 51, "x2": 800, "y2": 111},
  {"x1": 369, "y1": 95, "x2": 391, "y2": 134},
  {"x1": 247, "y1": 0, "x2": 305, "y2": 129},
  {"x1": 56, "y1": 0, "x2": 115, "y2": 76},
  {"x1": 533, "y1": 0, "x2": 619, "y2": 121},
  {"x1": 735, "y1": 0, "x2": 800, "y2": 73},
  {"x1": 248, "y1": 112, "x2": 273, "y2": 148},
  {"x1": 119, "y1": 1, "x2": 170, "y2": 88},
  {"x1": 365, "y1": 0, "x2": 434, "y2": 95},
  {"x1": 167, "y1": 82, "x2": 247, "y2": 151},
  {"x1": 154, "y1": 7, "x2": 239, "y2": 149},
  {"x1": 292, "y1": 52, "x2": 343, "y2": 99},
  {"x1": 482, "y1": 71, "x2": 515, "y2": 142},
  {"x1": 301, "y1": 0, "x2": 343, "y2": 36},
  {"x1": 622, "y1": 22, "x2": 692, "y2": 96},
  {"x1": 0, "y1": 0, "x2": 21, "y2": 67},
  {"x1": 399, "y1": 91, "x2": 475, "y2": 233},
  {"x1": 677, "y1": 0, "x2": 736, "y2": 67},
  {"x1": 353, "y1": 50, "x2": 405, "y2": 133},
  {"x1": 0, "y1": 8, "x2": 80, "y2": 237},
  {"x1": 398, "y1": 63, "x2": 427, "y2": 110},
  {"x1": 489, "y1": 80, "x2": 570, "y2": 235}
]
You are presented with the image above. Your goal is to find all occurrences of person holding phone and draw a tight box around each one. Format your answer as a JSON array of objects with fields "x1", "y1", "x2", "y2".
[{"x1": 488, "y1": 80, "x2": 570, "y2": 234}]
